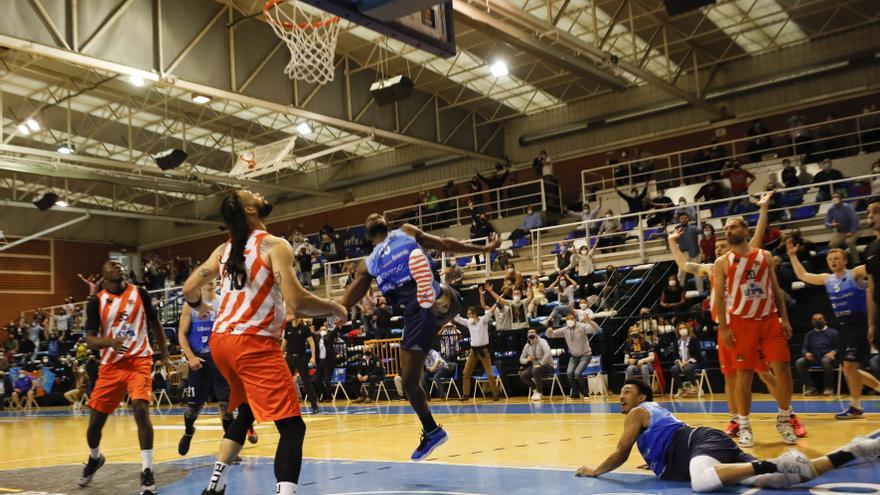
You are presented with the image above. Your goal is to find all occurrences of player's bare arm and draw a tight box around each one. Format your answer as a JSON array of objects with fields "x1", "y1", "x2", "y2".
[
  {"x1": 713, "y1": 257, "x2": 734, "y2": 349},
  {"x1": 267, "y1": 235, "x2": 347, "y2": 320},
  {"x1": 401, "y1": 223, "x2": 501, "y2": 254},
  {"x1": 576, "y1": 407, "x2": 648, "y2": 477},
  {"x1": 177, "y1": 305, "x2": 204, "y2": 370},
  {"x1": 765, "y1": 253, "x2": 791, "y2": 338},
  {"x1": 748, "y1": 190, "x2": 774, "y2": 249},
  {"x1": 786, "y1": 240, "x2": 829, "y2": 285},
  {"x1": 182, "y1": 244, "x2": 223, "y2": 316}
]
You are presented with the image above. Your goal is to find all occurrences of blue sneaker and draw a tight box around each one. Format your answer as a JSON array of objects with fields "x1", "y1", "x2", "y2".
[
  {"x1": 411, "y1": 427, "x2": 448, "y2": 462},
  {"x1": 835, "y1": 406, "x2": 865, "y2": 420}
]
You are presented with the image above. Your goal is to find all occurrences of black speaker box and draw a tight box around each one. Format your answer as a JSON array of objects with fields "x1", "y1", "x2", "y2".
[
  {"x1": 370, "y1": 75, "x2": 414, "y2": 106},
  {"x1": 663, "y1": 0, "x2": 715, "y2": 16},
  {"x1": 153, "y1": 148, "x2": 188, "y2": 171},
  {"x1": 33, "y1": 192, "x2": 59, "y2": 211}
]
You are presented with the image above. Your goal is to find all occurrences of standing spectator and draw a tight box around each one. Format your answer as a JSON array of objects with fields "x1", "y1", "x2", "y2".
[
  {"x1": 351, "y1": 350, "x2": 384, "y2": 403},
  {"x1": 440, "y1": 180, "x2": 459, "y2": 225},
  {"x1": 282, "y1": 318, "x2": 320, "y2": 413},
  {"x1": 454, "y1": 306, "x2": 499, "y2": 401},
  {"x1": 673, "y1": 198, "x2": 696, "y2": 222},
  {"x1": 532, "y1": 150, "x2": 553, "y2": 178},
  {"x1": 503, "y1": 262, "x2": 524, "y2": 290},
  {"x1": 518, "y1": 328, "x2": 554, "y2": 401},
  {"x1": 633, "y1": 147, "x2": 655, "y2": 183},
  {"x1": 700, "y1": 223, "x2": 717, "y2": 263},
  {"x1": 467, "y1": 176, "x2": 483, "y2": 207},
  {"x1": 599, "y1": 265, "x2": 624, "y2": 310},
  {"x1": 26, "y1": 320, "x2": 44, "y2": 350},
  {"x1": 527, "y1": 275, "x2": 547, "y2": 317},
  {"x1": 824, "y1": 192, "x2": 861, "y2": 265},
  {"x1": 357, "y1": 290, "x2": 377, "y2": 338},
  {"x1": 721, "y1": 160, "x2": 756, "y2": 212},
  {"x1": 574, "y1": 199, "x2": 604, "y2": 236},
  {"x1": 295, "y1": 246, "x2": 315, "y2": 290},
  {"x1": 315, "y1": 325, "x2": 338, "y2": 402},
  {"x1": 615, "y1": 186, "x2": 647, "y2": 214},
  {"x1": 477, "y1": 161, "x2": 511, "y2": 213},
  {"x1": 674, "y1": 212, "x2": 704, "y2": 293},
  {"x1": 794, "y1": 314, "x2": 839, "y2": 396},
  {"x1": 554, "y1": 241, "x2": 573, "y2": 277},
  {"x1": 422, "y1": 349, "x2": 454, "y2": 399},
  {"x1": 813, "y1": 159, "x2": 846, "y2": 202},
  {"x1": 668, "y1": 323, "x2": 704, "y2": 398},
  {"x1": 659, "y1": 275, "x2": 686, "y2": 321},
  {"x1": 485, "y1": 284, "x2": 530, "y2": 332},
  {"x1": 544, "y1": 273, "x2": 576, "y2": 327},
  {"x1": 746, "y1": 119, "x2": 773, "y2": 162},
  {"x1": 694, "y1": 176, "x2": 727, "y2": 205},
  {"x1": 546, "y1": 313, "x2": 596, "y2": 400},
  {"x1": 573, "y1": 243, "x2": 598, "y2": 296},
  {"x1": 597, "y1": 210, "x2": 625, "y2": 248},
  {"x1": 373, "y1": 297, "x2": 393, "y2": 339},
  {"x1": 623, "y1": 326, "x2": 655, "y2": 385}
]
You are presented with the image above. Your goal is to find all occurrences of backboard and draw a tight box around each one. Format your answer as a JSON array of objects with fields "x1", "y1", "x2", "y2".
[
  {"x1": 230, "y1": 136, "x2": 298, "y2": 180},
  {"x1": 298, "y1": 0, "x2": 455, "y2": 57}
]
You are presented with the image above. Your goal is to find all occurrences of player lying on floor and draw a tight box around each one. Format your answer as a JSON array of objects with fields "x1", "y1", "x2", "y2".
[{"x1": 574, "y1": 379, "x2": 879, "y2": 492}]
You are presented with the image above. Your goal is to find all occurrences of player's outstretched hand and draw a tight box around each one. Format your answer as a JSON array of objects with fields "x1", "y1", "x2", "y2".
[
  {"x1": 575, "y1": 466, "x2": 597, "y2": 477},
  {"x1": 753, "y1": 189, "x2": 774, "y2": 209},
  {"x1": 667, "y1": 228, "x2": 681, "y2": 243},
  {"x1": 330, "y1": 301, "x2": 348, "y2": 323},
  {"x1": 785, "y1": 239, "x2": 798, "y2": 256},
  {"x1": 109, "y1": 336, "x2": 129, "y2": 354},
  {"x1": 484, "y1": 234, "x2": 502, "y2": 253}
]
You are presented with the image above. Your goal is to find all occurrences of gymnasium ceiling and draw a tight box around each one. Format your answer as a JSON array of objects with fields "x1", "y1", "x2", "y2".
[{"x1": 0, "y1": 0, "x2": 877, "y2": 225}]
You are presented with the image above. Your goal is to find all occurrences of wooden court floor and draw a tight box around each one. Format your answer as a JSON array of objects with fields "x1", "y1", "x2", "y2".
[{"x1": 1, "y1": 394, "x2": 879, "y2": 494}]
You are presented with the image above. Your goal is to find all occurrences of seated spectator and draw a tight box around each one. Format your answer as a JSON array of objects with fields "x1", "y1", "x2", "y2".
[
  {"x1": 780, "y1": 159, "x2": 800, "y2": 188},
  {"x1": 674, "y1": 213, "x2": 704, "y2": 293},
  {"x1": 422, "y1": 349, "x2": 455, "y2": 400},
  {"x1": 614, "y1": 186, "x2": 647, "y2": 214},
  {"x1": 597, "y1": 211, "x2": 625, "y2": 248},
  {"x1": 503, "y1": 262, "x2": 524, "y2": 290},
  {"x1": 694, "y1": 176, "x2": 728, "y2": 206},
  {"x1": 442, "y1": 262, "x2": 464, "y2": 289},
  {"x1": 668, "y1": 322, "x2": 704, "y2": 398},
  {"x1": 813, "y1": 159, "x2": 845, "y2": 202},
  {"x1": 544, "y1": 273, "x2": 576, "y2": 327},
  {"x1": 795, "y1": 314, "x2": 839, "y2": 396},
  {"x1": 573, "y1": 243, "x2": 597, "y2": 297},
  {"x1": 546, "y1": 313, "x2": 597, "y2": 400},
  {"x1": 746, "y1": 119, "x2": 773, "y2": 162},
  {"x1": 659, "y1": 275, "x2": 686, "y2": 322},
  {"x1": 673, "y1": 198, "x2": 696, "y2": 222},
  {"x1": 519, "y1": 206, "x2": 543, "y2": 235},
  {"x1": 700, "y1": 223, "x2": 717, "y2": 263},
  {"x1": 623, "y1": 326, "x2": 655, "y2": 385},
  {"x1": 646, "y1": 189, "x2": 674, "y2": 227},
  {"x1": 574, "y1": 198, "x2": 603, "y2": 236},
  {"x1": 824, "y1": 192, "x2": 860, "y2": 265},
  {"x1": 519, "y1": 328, "x2": 555, "y2": 401},
  {"x1": 527, "y1": 275, "x2": 548, "y2": 317},
  {"x1": 352, "y1": 350, "x2": 384, "y2": 403},
  {"x1": 635, "y1": 307, "x2": 660, "y2": 347},
  {"x1": 11, "y1": 369, "x2": 35, "y2": 409},
  {"x1": 721, "y1": 160, "x2": 755, "y2": 212}
]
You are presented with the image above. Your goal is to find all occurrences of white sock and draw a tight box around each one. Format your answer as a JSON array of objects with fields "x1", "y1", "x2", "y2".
[
  {"x1": 208, "y1": 462, "x2": 229, "y2": 491},
  {"x1": 738, "y1": 415, "x2": 751, "y2": 427},
  {"x1": 729, "y1": 413, "x2": 737, "y2": 422},
  {"x1": 89, "y1": 447, "x2": 101, "y2": 460},
  {"x1": 276, "y1": 481, "x2": 297, "y2": 495},
  {"x1": 141, "y1": 449, "x2": 153, "y2": 471},
  {"x1": 777, "y1": 408, "x2": 792, "y2": 420}
]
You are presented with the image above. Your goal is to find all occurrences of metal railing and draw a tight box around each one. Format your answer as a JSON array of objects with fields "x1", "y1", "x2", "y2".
[
  {"x1": 581, "y1": 108, "x2": 880, "y2": 197},
  {"x1": 383, "y1": 178, "x2": 558, "y2": 231},
  {"x1": 536, "y1": 173, "x2": 877, "y2": 275}
]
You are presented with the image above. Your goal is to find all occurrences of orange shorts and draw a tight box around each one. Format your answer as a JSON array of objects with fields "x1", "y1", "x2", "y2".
[
  {"x1": 718, "y1": 339, "x2": 768, "y2": 376},
  {"x1": 728, "y1": 313, "x2": 790, "y2": 371},
  {"x1": 88, "y1": 356, "x2": 153, "y2": 414},
  {"x1": 211, "y1": 332, "x2": 300, "y2": 422}
]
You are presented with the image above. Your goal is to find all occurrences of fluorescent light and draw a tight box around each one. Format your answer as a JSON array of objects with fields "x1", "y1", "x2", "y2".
[
  {"x1": 191, "y1": 94, "x2": 211, "y2": 104},
  {"x1": 128, "y1": 74, "x2": 145, "y2": 87},
  {"x1": 17, "y1": 124, "x2": 30, "y2": 135},
  {"x1": 55, "y1": 200, "x2": 69, "y2": 208},
  {"x1": 26, "y1": 118, "x2": 40, "y2": 131},
  {"x1": 296, "y1": 122, "x2": 313, "y2": 135},
  {"x1": 489, "y1": 60, "x2": 509, "y2": 77},
  {"x1": 57, "y1": 144, "x2": 74, "y2": 154}
]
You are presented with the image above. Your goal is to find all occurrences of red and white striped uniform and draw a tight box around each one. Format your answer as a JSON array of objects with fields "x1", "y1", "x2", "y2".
[
  {"x1": 409, "y1": 248, "x2": 436, "y2": 308},
  {"x1": 725, "y1": 248, "x2": 776, "y2": 319},
  {"x1": 96, "y1": 284, "x2": 153, "y2": 365},
  {"x1": 213, "y1": 230, "x2": 286, "y2": 340}
]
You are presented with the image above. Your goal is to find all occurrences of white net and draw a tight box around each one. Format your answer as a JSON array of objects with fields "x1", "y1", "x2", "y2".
[{"x1": 264, "y1": 0, "x2": 341, "y2": 85}]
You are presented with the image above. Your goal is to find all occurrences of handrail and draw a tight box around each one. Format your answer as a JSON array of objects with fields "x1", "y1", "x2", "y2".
[{"x1": 581, "y1": 108, "x2": 880, "y2": 195}]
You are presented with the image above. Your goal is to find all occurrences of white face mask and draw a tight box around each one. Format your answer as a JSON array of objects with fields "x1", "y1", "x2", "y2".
[
  {"x1": 513, "y1": 296, "x2": 521, "y2": 303},
  {"x1": 508, "y1": 268, "x2": 514, "y2": 273},
  {"x1": 319, "y1": 330, "x2": 327, "y2": 337},
  {"x1": 566, "y1": 320, "x2": 575, "y2": 328},
  {"x1": 669, "y1": 280, "x2": 677, "y2": 287},
  {"x1": 579, "y1": 303, "x2": 588, "y2": 309},
  {"x1": 679, "y1": 330, "x2": 688, "y2": 337}
]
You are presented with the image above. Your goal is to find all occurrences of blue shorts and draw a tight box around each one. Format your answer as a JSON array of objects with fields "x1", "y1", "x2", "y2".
[
  {"x1": 186, "y1": 353, "x2": 230, "y2": 410},
  {"x1": 401, "y1": 285, "x2": 461, "y2": 353},
  {"x1": 661, "y1": 426, "x2": 755, "y2": 482}
]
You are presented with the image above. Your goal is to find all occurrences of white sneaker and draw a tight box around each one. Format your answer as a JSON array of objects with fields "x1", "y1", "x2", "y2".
[
  {"x1": 738, "y1": 426, "x2": 755, "y2": 448},
  {"x1": 776, "y1": 417, "x2": 798, "y2": 445},
  {"x1": 773, "y1": 449, "x2": 817, "y2": 481},
  {"x1": 838, "y1": 436, "x2": 880, "y2": 460},
  {"x1": 530, "y1": 392, "x2": 542, "y2": 401},
  {"x1": 582, "y1": 395, "x2": 591, "y2": 401}
]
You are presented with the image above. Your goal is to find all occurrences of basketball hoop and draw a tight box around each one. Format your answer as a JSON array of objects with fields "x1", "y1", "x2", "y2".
[{"x1": 264, "y1": 0, "x2": 341, "y2": 84}]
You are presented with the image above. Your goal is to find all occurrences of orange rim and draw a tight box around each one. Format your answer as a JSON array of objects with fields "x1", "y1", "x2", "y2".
[{"x1": 264, "y1": 0, "x2": 341, "y2": 30}]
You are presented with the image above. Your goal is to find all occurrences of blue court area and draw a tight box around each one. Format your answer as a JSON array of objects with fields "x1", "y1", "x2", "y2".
[
  {"x1": 159, "y1": 452, "x2": 880, "y2": 495},
  {"x1": 2, "y1": 398, "x2": 878, "y2": 418}
]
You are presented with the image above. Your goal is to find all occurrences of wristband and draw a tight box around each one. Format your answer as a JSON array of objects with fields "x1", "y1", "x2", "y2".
[{"x1": 186, "y1": 296, "x2": 203, "y2": 309}]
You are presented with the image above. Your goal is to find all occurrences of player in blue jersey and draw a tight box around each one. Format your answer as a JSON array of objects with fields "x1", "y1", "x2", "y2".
[
  {"x1": 787, "y1": 243, "x2": 880, "y2": 419},
  {"x1": 177, "y1": 279, "x2": 257, "y2": 455},
  {"x1": 575, "y1": 379, "x2": 880, "y2": 492},
  {"x1": 339, "y1": 213, "x2": 500, "y2": 461}
]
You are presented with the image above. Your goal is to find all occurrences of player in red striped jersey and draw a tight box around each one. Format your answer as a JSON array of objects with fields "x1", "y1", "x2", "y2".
[
  {"x1": 79, "y1": 259, "x2": 171, "y2": 494},
  {"x1": 713, "y1": 216, "x2": 796, "y2": 448},
  {"x1": 183, "y1": 190, "x2": 346, "y2": 495}
]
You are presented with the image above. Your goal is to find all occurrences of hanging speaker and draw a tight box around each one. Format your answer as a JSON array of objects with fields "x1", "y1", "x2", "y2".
[
  {"x1": 663, "y1": 0, "x2": 715, "y2": 16},
  {"x1": 33, "y1": 192, "x2": 59, "y2": 211},
  {"x1": 153, "y1": 148, "x2": 188, "y2": 171}
]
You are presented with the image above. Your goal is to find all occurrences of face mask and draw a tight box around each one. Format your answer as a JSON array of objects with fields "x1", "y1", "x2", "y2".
[
  {"x1": 513, "y1": 296, "x2": 521, "y2": 303},
  {"x1": 679, "y1": 201, "x2": 686, "y2": 206},
  {"x1": 669, "y1": 280, "x2": 677, "y2": 287},
  {"x1": 319, "y1": 330, "x2": 327, "y2": 337},
  {"x1": 630, "y1": 334, "x2": 640, "y2": 340},
  {"x1": 257, "y1": 202, "x2": 274, "y2": 218},
  {"x1": 528, "y1": 334, "x2": 536, "y2": 341},
  {"x1": 679, "y1": 329, "x2": 688, "y2": 337},
  {"x1": 559, "y1": 281, "x2": 567, "y2": 288},
  {"x1": 508, "y1": 268, "x2": 514, "y2": 273},
  {"x1": 566, "y1": 320, "x2": 575, "y2": 328},
  {"x1": 703, "y1": 229, "x2": 712, "y2": 236},
  {"x1": 813, "y1": 321, "x2": 824, "y2": 330}
]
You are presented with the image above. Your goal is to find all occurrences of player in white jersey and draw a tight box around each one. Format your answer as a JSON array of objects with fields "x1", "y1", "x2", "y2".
[{"x1": 183, "y1": 190, "x2": 346, "y2": 495}]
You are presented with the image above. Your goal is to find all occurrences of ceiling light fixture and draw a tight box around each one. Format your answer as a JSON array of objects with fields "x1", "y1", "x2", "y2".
[
  {"x1": 191, "y1": 94, "x2": 211, "y2": 104},
  {"x1": 57, "y1": 144, "x2": 75, "y2": 155},
  {"x1": 17, "y1": 124, "x2": 30, "y2": 135},
  {"x1": 489, "y1": 60, "x2": 509, "y2": 77},
  {"x1": 296, "y1": 122, "x2": 313, "y2": 135},
  {"x1": 129, "y1": 74, "x2": 145, "y2": 87},
  {"x1": 55, "y1": 200, "x2": 69, "y2": 208},
  {"x1": 25, "y1": 118, "x2": 40, "y2": 131}
]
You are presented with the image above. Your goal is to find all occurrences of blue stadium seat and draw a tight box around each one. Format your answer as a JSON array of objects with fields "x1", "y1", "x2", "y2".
[
  {"x1": 792, "y1": 205, "x2": 818, "y2": 220},
  {"x1": 621, "y1": 218, "x2": 637, "y2": 231},
  {"x1": 512, "y1": 237, "x2": 529, "y2": 249},
  {"x1": 711, "y1": 205, "x2": 728, "y2": 217}
]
